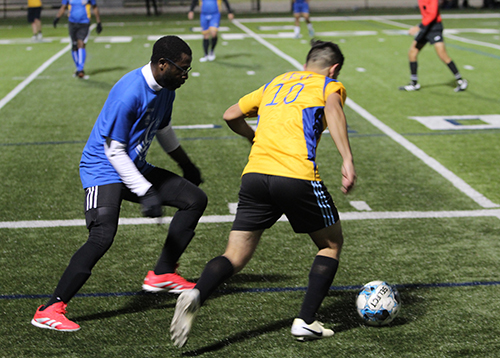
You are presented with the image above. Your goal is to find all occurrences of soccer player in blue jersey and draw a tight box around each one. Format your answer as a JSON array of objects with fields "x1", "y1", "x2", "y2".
[
  {"x1": 188, "y1": 0, "x2": 234, "y2": 62},
  {"x1": 170, "y1": 40, "x2": 356, "y2": 347},
  {"x1": 31, "y1": 36, "x2": 208, "y2": 332},
  {"x1": 293, "y1": 0, "x2": 314, "y2": 39},
  {"x1": 53, "y1": 0, "x2": 102, "y2": 79}
]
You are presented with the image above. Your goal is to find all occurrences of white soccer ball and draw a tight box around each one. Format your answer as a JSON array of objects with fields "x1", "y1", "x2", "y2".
[{"x1": 356, "y1": 280, "x2": 401, "y2": 326}]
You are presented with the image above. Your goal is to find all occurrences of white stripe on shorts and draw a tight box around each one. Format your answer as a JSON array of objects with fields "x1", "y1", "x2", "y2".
[
  {"x1": 85, "y1": 186, "x2": 98, "y2": 211},
  {"x1": 311, "y1": 181, "x2": 335, "y2": 227}
]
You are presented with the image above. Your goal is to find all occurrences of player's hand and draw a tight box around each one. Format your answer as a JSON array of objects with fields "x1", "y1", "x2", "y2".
[
  {"x1": 341, "y1": 160, "x2": 356, "y2": 194},
  {"x1": 228, "y1": 13, "x2": 234, "y2": 21},
  {"x1": 96, "y1": 22, "x2": 103, "y2": 34},
  {"x1": 179, "y1": 161, "x2": 203, "y2": 186},
  {"x1": 140, "y1": 186, "x2": 163, "y2": 218},
  {"x1": 53, "y1": 17, "x2": 60, "y2": 28},
  {"x1": 188, "y1": 11, "x2": 194, "y2": 20},
  {"x1": 409, "y1": 26, "x2": 420, "y2": 36}
]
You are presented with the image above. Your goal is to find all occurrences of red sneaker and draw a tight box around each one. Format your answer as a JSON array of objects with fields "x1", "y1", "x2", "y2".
[
  {"x1": 142, "y1": 270, "x2": 195, "y2": 293},
  {"x1": 31, "y1": 302, "x2": 80, "y2": 332}
]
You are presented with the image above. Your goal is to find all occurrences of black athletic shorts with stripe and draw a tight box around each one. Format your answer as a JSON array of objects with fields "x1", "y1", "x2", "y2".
[{"x1": 232, "y1": 173, "x2": 340, "y2": 234}]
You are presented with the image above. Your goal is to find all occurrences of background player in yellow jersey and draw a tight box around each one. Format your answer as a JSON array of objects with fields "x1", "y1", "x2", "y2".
[
  {"x1": 27, "y1": 0, "x2": 43, "y2": 42},
  {"x1": 170, "y1": 40, "x2": 356, "y2": 347}
]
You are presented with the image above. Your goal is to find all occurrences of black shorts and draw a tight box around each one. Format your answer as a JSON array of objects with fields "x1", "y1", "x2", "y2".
[
  {"x1": 417, "y1": 22, "x2": 444, "y2": 45},
  {"x1": 68, "y1": 22, "x2": 90, "y2": 45},
  {"x1": 83, "y1": 167, "x2": 207, "y2": 229},
  {"x1": 27, "y1": 7, "x2": 41, "y2": 23},
  {"x1": 232, "y1": 173, "x2": 340, "y2": 234}
]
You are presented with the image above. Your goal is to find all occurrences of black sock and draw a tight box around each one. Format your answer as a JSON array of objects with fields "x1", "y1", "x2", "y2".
[
  {"x1": 210, "y1": 35, "x2": 218, "y2": 52},
  {"x1": 447, "y1": 61, "x2": 462, "y2": 80},
  {"x1": 202, "y1": 39, "x2": 209, "y2": 56},
  {"x1": 154, "y1": 204, "x2": 205, "y2": 275},
  {"x1": 195, "y1": 256, "x2": 234, "y2": 305},
  {"x1": 410, "y1": 61, "x2": 418, "y2": 84},
  {"x1": 298, "y1": 256, "x2": 339, "y2": 324}
]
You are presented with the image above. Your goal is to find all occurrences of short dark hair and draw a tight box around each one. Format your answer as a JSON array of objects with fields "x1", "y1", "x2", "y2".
[
  {"x1": 306, "y1": 40, "x2": 344, "y2": 72},
  {"x1": 151, "y1": 36, "x2": 192, "y2": 64}
]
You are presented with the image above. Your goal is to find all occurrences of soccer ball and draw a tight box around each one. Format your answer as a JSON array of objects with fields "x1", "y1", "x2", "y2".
[{"x1": 356, "y1": 280, "x2": 401, "y2": 326}]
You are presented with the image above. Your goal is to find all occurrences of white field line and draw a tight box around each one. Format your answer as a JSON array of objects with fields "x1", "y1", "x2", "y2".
[
  {"x1": 232, "y1": 19, "x2": 499, "y2": 209},
  {"x1": 2, "y1": 209, "x2": 500, "y2": 229},
  {"x1": 0, "y1": 24, "x2": 96, "y2": 111},
  {"x1": 371, "y1": 17, "x2": 500, "y2": 51},
  {"x1": 0, "y1": 44, "x2": 71, "y2": 111},
  {"x1": 237, "y1": 13, "x2": 500, "y2": 23}
]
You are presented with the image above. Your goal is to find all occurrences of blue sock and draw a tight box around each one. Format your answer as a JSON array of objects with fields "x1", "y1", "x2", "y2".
[{"x1": 77, "y1": 48, "x2": 86, "y2": 72}]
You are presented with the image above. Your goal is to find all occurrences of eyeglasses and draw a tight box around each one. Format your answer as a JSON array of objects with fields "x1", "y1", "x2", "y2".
[{"x1": 165, "y1": 58, "x2": 192, "y2": 76}]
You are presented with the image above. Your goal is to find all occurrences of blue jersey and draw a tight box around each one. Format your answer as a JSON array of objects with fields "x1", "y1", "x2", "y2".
[
  {"x1": 63, "y1": 0, "x2": 96, "y2": 24},
  {"x1": 80, "y1": 65, "x2": 175, "y2": 189},
  {"x1": 190, "y1": 0, "x2": 231, "y2": 15}
]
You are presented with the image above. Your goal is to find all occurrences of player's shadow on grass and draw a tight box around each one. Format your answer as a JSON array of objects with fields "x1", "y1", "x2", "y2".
[
  {"x1": 320, "y1": 287, "x2": 427, "y2": 333},
  {"x1": 182, "y1": 287, "x2": 427, "y2": 355},
  {"x1": 84, "y1": 66, "x2": 128, "y2": 76},
  {"x1": 182, "y1": 317, "x2": 293, "y2": 356},
  {"x1": 73, "y1": 291, "x2": 176, "y2": 323}
]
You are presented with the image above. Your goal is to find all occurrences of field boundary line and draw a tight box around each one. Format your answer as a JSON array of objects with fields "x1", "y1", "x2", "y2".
[
  {"x1": 0, "y1": 44, "x2": 70, "y2": 111},
  {"x1": 371, "y1": 17, "x2": 500, "y2": 50},
  {"x1": 0, "y1": 24, "x2": 97, "y2": 111},
  {"x1": 238, "y1": 13, "x2": 500, "y2": 23},
  {"x1": 232, "y1": 19, "x2": 499, "y2": 209},
  {"x1": 1, "y1": 209, "x2": 500, "y2": 229}
]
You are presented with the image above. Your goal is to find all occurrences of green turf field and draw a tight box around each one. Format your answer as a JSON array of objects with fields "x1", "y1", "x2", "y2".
[{"x1": 1, "y1": 9, "x2": 500, "y2": 357}]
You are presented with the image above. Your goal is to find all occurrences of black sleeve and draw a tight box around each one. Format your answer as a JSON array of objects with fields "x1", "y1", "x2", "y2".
[
  {"x1": 189, "y1": 0, "x2": 198, "y2": 11},
  {"x1": 222, "y1": 0, "x2": 233, "y2": 13}
]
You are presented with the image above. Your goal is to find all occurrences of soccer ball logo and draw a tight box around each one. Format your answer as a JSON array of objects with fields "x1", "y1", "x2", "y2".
[{"x1": 356, "y1": 280, "x2": 401, "y2": 326}]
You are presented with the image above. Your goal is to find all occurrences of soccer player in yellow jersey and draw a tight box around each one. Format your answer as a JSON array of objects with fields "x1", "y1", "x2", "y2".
[
  {"x1": 27, "y1": 0, "x2": 43, "y2": 42},
  {"x1": 171, "y1": 40, "x2": 356, "y2": 347}
]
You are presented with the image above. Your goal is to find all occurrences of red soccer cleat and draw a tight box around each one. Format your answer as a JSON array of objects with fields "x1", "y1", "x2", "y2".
[
  {"x1": 31, "y1": 302, "x2": 80, "y2": 332},
  {"x1": 142, "y1": 270, "x2": 195, "y2": 294}
]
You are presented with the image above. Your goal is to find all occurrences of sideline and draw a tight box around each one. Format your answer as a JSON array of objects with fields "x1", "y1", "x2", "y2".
[{"x1": 232, "y1": 18, "x2": 499, "y2": 209}]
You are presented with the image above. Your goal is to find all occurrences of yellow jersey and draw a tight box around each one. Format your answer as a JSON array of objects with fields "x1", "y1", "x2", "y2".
[
  {"x1": 238, "y1": 70, "x2": 346, "y2": 181},
  {"x1": 28, "y1": 0, "x2": 42, "y2": 8}
]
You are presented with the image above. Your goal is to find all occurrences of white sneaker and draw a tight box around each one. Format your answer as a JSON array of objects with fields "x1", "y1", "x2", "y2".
[
  {"x1": 454, "y1": 79, "x2": 468, "y2": 92},
  {"x1": 199, "y1": 56, "x2": 208, "y2": 63},
  {"x1": 170, "y1": 288, "x2": 200, "y2": 348},
  {"x1": 398, "y1": 83, "x2": 421, "y2": 91},
  {"x1": 207, "y1": 52, "x2": 216, "y2": 61},
  {"x1": 37, "y1": 33, "x2": 43, "y2": 41},
  {"x1": 291, "y1": 318, "x2": 334, "y2": 341}
]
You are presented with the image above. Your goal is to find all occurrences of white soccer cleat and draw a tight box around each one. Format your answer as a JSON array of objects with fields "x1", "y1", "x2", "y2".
[
  {"x1": 454, "y1": 79, "x2": 468, "y2": 92},
  {"x1": 207, "y1": 52, "x2": 216, "y2": 61},
  {"x1": 291, "y1": 318, "x2": 334, "y2": 341},
  {"x1": 170, "y1": 288, "x2": 200, "y2": 347},
  {"x1": 398, "y1": 83, "x2": 421, "y2": 91},
  {"x1": 199, "y1": 56, "x2": 208, "y2": 62}
]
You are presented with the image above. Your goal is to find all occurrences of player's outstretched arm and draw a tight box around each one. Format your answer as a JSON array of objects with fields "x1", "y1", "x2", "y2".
[
  {"x1": 223, "y1": 103, "x2": 255, "y2": 144},
  {"x1": 325, "y1": 92, "x2": 356, "y2": 194}
]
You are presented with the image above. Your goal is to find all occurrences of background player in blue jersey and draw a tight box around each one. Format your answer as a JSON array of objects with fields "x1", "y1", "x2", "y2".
[
  {"x1": 53, "y1": 0, "x2": 102, "y2": 79},
  {"x1": 293, "y1": 0, "x2": 314, "y2": 39},
  {"x1": 188, "y1": 0, "x2": 234, "y2": 62},
  {"x1": 31, "y1": 36, "x2": 208, "y2": 332}
]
